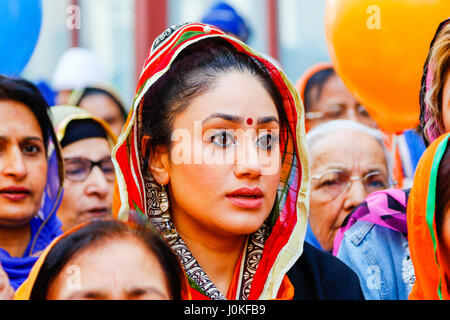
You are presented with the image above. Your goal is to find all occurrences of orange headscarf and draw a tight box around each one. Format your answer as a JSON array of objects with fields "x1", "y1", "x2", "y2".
[
  {"x1": 295, "y1": 62, "x2": 334, "y2": 110},
  {"x1": 14, "y1": 223, "x2": 85, "y2": 300},
  {"x1": 408, "y1": 133, "x2": 450, "y2": 300}
]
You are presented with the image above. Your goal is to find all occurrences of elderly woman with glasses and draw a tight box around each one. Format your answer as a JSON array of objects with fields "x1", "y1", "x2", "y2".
[
  {"x1": 305, "y1": 119, "x2": 394, "y2": 252},
  {"x1": 50, "y1": 106, "x2": 117, "y2": 232},
  {"x1": 306, "y1": 119, "x2": 416, "y2": 301},
  {"x1": 329, "y1": 18, "x2": 450, "y2": 301}
]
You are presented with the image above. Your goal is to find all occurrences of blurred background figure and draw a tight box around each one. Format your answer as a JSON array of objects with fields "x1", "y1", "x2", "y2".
[
  {"x1": 296, "y1": 62, "x2": 426, "y2": 188},
  {"x1": 34, "y1": 80, "x2": 56, "y2": 107},
  {"x1": 0, "y1": 76, "x2": 64, "y2": 290},
  {"x1": 51, "y1": 47, "x2": 107, "y2": 106},
  {"x1": 201, "y1": 1, "x2": 283, "y2": 70},
  {"x1": 305, "y1": 120, "x2": 393, "y2": 252},
  {"x1": 67, "y1": 85, "x2": 127, "y2": 137},
  {"x1": 15, "y1": 219, "x2": 187, "y2": 300},
  {"x1": 201, "y1": 1, "x2": 251, "y2": 43},
  {"x1": 50, "y1": 105, "x2": 117, "y2": 233},
  {"x1": 296, "y1": 62, "x2": 377, "y2": 131}
]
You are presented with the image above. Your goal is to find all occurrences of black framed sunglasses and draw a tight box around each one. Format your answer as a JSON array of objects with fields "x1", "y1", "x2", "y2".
[{"x1": 63, "y1": 157, "x2": 116, "y2": 182}]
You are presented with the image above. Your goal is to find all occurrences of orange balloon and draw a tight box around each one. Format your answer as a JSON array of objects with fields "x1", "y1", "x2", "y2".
[{"x1": 325, "y1": 0, "x2": 450, "y2": 133}]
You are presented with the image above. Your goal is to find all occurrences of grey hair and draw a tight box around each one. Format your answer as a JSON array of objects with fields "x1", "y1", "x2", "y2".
[{"x1": 306, "y1": 120, "x2": 395, "y2": 187}]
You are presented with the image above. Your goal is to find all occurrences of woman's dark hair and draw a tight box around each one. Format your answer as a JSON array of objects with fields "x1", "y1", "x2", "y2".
[
  {"x1": 140, "y1": 38, "x2": 290, "y2": 169},
  {"x1": 76, "y1": 87, "x2": 127, "y2": 119},
  {"x1": 0, "y1": 75, "x2": 53, "y2": 150},
  {"x1": 29, "y1": 219, "x2": 185, "y2": 300},
  {"x1": 303, "y1": 67, "x2": 335, "y2": 112},
  {"x1": 435, "y1": 143, "x2": 450, "y2": 238}
]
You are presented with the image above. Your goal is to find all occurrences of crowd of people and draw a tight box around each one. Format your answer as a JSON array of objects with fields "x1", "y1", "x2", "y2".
[{"x1": 0, "y1": 2, "x2": 449, "y2": 300}]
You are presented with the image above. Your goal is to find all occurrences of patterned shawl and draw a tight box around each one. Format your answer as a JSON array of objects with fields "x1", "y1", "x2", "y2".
[
  {"x1": 111, "y1": 23, "x2": 310, "y2": 300},
  {"x1": 408, "y1": 133, "x2": 450, "y2": 300}
]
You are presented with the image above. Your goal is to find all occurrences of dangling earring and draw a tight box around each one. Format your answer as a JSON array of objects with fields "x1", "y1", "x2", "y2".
[
  {"x1": 160, "y1": 183, "x2": 169, "y2": 213},
  {"x1": 160, "y1": 183, "x2": 177, "y2": 242}
]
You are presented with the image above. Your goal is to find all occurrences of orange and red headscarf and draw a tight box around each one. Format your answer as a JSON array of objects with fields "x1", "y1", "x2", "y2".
[{"x1": 111, "y1": 22, "x2": 310, "y2": 300}]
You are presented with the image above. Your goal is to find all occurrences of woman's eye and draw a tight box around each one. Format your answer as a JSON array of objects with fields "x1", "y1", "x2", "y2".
[
  {"x1": 321, "y1": 179, "x2": 340, "y2": 187},
  {"x1": 323, "y1": 106, "x2": 344, "y2": 118},
  {"x1": 367, "y1": 180, "x2": 386, "y2": 189},
  {"x1": 23, "y1": 144, "x2": 41, "y2": 155},
  {"x1": 210, "y1": 131, "x2": 236, "y2": 147},
  {"x1": 66, "y1": 167, "x2": 84, "y2": 175},
  {"x1": 327, "y1": 111, "x2": 343, "y2": 119},
  {"x1": 256, "y1": 134, "x2": 278, "y2": 150},
  {"x1": 357, "y1": 105, "x2": 370, "y2": 117},
  {"x1": 319, "y1": 173, "x2": 345, "y2": 187}
]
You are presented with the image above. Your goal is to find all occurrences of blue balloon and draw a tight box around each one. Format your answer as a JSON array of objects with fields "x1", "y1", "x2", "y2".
[{"x1": 0, "y1": 0, "x2": 42, "y2": 76}]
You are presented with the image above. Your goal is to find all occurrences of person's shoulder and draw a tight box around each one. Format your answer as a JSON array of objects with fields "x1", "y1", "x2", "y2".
[
  {"x1": 287, "y1": 242, "x2": 365, "y2": 300},
  {"x1": 301, "y1": 242, "x2": 357, "y2": 276},
  {"x1": 342, "y1": 219, "x2": 376, "y2": 247}
]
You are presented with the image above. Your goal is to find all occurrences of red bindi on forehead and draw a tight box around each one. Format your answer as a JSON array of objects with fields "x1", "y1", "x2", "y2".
[{"x1": 247, "y1": 118, "x2": 253, "y2": 125}]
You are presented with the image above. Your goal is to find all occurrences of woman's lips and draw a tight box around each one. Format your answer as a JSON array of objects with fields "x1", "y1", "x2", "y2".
[
  {"x1": 226, "y1": 188, "x2": 263, "y2": 209},
  {"x1": 84, "y1": 207, "x2": 111, "y2": 218},
  {"x1": 0, "y1": 186, "x2": 31, "y2": 201}
]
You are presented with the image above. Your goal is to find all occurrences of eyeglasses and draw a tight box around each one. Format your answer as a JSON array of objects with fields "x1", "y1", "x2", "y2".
[
  {"x1": 64, "y1": 157, "x2": 115, "y2": 182},
  {"x1": 311, "y1": 168, "x2": 389, "y2": 201},
  {"x1": 305, "y1": 104, "x2": 371, "y2": 121}
]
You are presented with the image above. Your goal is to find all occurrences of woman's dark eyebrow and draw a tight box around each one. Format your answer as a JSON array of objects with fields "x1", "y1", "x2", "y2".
[
  {"x1": 202, "y1": 113, "x2": 244, "y2": 124},
  {"x1": 257, "y1": 116, "x2": 279, "y2": 125},
  {"x1": 202, "y1": 114, "x2": 279, "y2": 125},
  {"x1": 66, "y1": 290, "x2": 105, "y2": 300},
  {"x1": 363, "y1": 167, "x2": 386, "y2": 176},
  {"x1": 24, "y1": 137, "x2": 44, "y2": 143},
  {"x1": 126, "y1": 286, "x2": 168, "y2": 298}
]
